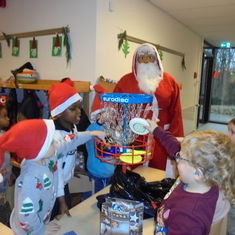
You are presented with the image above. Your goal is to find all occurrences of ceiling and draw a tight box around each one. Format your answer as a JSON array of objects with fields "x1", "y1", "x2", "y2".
[{"x1": 147, "y1": 0, "x2": 235, "y2": 47}]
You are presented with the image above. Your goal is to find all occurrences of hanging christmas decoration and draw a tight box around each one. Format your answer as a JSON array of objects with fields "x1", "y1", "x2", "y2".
[
  {"x1": 158, "y1": 50, "x2": 164, "y2": 61},
  {"x1": 181, "y1": 56, "x2": 186, "y2": 71},
  {"x1": 62, "y1": 27, "x2": 71, "y2": 66},
  {"x1": 29, "y1": 37, "x2": 38, "y2": 58},
  {"x1": 118, "y1": 31, "x2": 130, "y2": 58},
  {"x1": 156, "y1": 45, "x2": 163, "y2": 61},
  {"x1": 52, "y1": 33, "x2": 62, "y2": 56},
  {"x1": 118, "y1": 30, "x2": 127, "y2": 50},
  {"x1": 117, "y1": 31, "x2": 187, "y2": 69},
  {"x1": 118, "y1": 30, "x2": 164, "y2": 60},
  {"x1": 122, "y1": 39, "x2": 130, "y2": 58},
  {"x1": 12, "y1": 37, "x2": 20, "y2": 57},
  {"x1": 1, "y1": 31, "x2": 10, "y2": 47}
]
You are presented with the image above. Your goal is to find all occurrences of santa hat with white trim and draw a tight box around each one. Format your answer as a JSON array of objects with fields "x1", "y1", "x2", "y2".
[
  {"x1": 48, "y1": 83, "x2": 82, "y2": 117},
  {"x1": 90, "y1": 84, "x2": 108, "y2": 120},
  {"x1": 0, "y1": 119, "x2": 55, "y2": 182}
]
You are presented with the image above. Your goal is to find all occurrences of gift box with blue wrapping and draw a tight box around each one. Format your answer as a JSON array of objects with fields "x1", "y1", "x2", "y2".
[{"x1": 100, "y1": 197, "x2": 144, "y2": 235}]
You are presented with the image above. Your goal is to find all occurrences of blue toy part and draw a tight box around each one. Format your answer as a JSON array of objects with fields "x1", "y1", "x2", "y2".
[
  {"x1": 62, "y1": 231, "x2": 77, "y2": 235},
  {"x1": 103, "y1": 146, "x2": 120, "y2": 157},
  {"x1": 100, "y1": 93, "x2": 153, "y2": 104}
]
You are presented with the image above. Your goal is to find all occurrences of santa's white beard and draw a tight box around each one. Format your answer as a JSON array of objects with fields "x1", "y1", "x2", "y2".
[{"x1": 136, "y1": 63, "x2": 163, "y2": 94}]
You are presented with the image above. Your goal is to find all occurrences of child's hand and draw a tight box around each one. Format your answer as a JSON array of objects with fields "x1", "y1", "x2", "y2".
[
  {"x1": 144, "y1": 119, "x2": 159, "y2": 133},
  {"x1": 45, "y1": 222, "x2": 60, "y2": 234},
  {"x1": 90, "y1": 130, "x2": 107, "y2": 142},
  {"x1": 55, "y1": 196, "x2": 71, "y2": 220}
]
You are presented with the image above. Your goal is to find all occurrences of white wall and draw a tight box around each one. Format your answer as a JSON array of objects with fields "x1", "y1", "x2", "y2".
[
  {"x1": 0, "y1": 0, "x2": 97, "y2": 81},
  {"x1": 0, "y1": 0, "x2": 204, "y2": 134},
  {"x1": 95, "y1": 0, "x2": 204, "y2": 133}
]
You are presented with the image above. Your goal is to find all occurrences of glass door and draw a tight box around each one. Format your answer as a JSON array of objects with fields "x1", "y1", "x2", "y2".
[{"x1": 209, "y1": 49, "x2": 235, "y2": 124}]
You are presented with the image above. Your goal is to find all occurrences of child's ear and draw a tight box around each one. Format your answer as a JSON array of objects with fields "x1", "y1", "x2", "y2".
[{"x1": 193, "y1": 168, "x2": 204, "y2": 180}]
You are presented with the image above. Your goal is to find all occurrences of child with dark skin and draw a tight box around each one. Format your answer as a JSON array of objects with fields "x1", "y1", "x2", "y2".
[
  {"x1": 48, "y1": 82, "x2": 92, "y2": 220},
  {"x1": 0, "y1": 104, "x2": 12, "y2": 226}
]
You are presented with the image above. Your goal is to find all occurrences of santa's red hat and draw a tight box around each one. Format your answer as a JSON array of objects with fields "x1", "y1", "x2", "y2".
[
  {"x1": 90, "y1": 84, "x2": 108, "y2": 120},
  {"x1": 48, "y1": 83, "x2": 82, "y2": 117},
  {"x1": 0, "y1": 119, "x2": 55, "y2": 168}
]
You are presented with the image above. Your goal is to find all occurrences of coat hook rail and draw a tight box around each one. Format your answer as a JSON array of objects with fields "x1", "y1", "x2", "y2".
[
  {"x1": 0, "y1": 26, "x2": 70, "y2": 41},
  {"x1": 118, "y1": 34, "x2": 184, "y2": 57}
]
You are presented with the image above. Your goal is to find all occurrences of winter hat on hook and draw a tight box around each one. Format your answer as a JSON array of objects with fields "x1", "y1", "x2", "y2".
[
  {"x1": 90, "y1": 84, "x2": 108, "y2": 120},
  {"x1": 48, "y1": 82, "x2": 82, "y2": 117},
  {"x1": 0, "y1": 119, "x2": 55, "y2": 181}
]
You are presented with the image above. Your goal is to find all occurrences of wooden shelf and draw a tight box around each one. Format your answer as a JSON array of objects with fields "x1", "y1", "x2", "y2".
[
  {"x1": 0, "y1": 78, "x2": 91, "y2": 115},
  {"x1": 0, "y1": 78, "x2": 91, "y2": 93}
]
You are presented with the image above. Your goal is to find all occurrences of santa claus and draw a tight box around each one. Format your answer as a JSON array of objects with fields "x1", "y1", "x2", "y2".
[{"x1": 114, "y1": 43, "x2": 184, "y2": 170}]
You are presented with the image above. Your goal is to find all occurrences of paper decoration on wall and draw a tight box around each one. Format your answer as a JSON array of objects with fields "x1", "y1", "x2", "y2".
[
  {"x1": 1, "y1": 31, "x2": 10, "y2": 47},
  {"x1": 122, "y1": 40, "x2": 130, "y2": 58},
  {"x1": 12, "y1": 37, "x2": 20, "y2": 57},
  {"x1": 159, "y1": 50, "x2": 163, "y2": 61},
  {"x1": 52, "y1": 34, "x2": 62, "y2": 56},
  {"x1": 118, "y1": 30, "x2": 165, "y2": 61},
  {"x1": 0, "y1": 43, "x2": 2, "y2": 58},
  {"x1": 118, "y1": 31, "x2": 130, "y2": 58},
  {"x1": 29, "y1": 37, "x2": 38, "y2": 58},
  {"x1": 11, "y1": 37, "x2": 20, "y2": 56}
]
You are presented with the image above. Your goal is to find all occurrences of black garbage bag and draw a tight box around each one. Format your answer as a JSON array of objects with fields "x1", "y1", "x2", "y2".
[{"x1": 96, "y1": 168, "x2": 175, "y2": 219}]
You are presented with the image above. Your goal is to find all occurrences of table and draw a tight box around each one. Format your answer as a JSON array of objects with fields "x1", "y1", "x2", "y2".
[
  {"x1": 0, "y1": 166, "x2": 165, "y2": 235},
  {"x1": 0, "y1": 223, "x2": 14, "y2": 235},
  {"x1": 52, "y1": 166, "x2": 165, "y2": 235}
]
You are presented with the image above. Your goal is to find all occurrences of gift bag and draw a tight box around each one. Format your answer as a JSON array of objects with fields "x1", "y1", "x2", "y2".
[{"x1": 100, "y1": 197, "x2": 144, "y2": 235}]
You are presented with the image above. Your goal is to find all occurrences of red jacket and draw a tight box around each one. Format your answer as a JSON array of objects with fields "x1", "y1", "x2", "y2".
[{"x1": 114, "y1": 71, "x2": 184, "y2": 170}]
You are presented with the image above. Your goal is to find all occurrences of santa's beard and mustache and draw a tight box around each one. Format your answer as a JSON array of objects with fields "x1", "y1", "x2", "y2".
[{"x1": 136, "y1": 62, "x2": 163, "y2": 94}]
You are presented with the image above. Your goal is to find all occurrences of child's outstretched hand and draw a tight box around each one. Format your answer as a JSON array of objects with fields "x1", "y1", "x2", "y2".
[
  {"x1": 144, "y1": 119, "x2": 159, "y2": 133},
  {"x1": 90, "y1": 130, "x2": 107, "y2": 142},
  {"x1": 45, "y1": 222, "x2": 60, "y2": 234}
]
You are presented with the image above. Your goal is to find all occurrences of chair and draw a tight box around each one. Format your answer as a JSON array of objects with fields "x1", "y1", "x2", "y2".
[
  {"x1": 68, "y1": 174, "x2": 95, "y2": 195},
  {"x1": 209, "y1": 215, "x2": 227, "y2": 235}
]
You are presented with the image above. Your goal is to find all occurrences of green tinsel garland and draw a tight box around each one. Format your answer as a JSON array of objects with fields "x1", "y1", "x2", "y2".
[{"x1": 63, "y1": 27, "x2": 71, "y2": 66}]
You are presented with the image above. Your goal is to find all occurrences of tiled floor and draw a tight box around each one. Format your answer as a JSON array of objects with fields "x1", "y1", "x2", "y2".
[{"x1": 197, "y1": 122, "x2": 228, "y2": 134}]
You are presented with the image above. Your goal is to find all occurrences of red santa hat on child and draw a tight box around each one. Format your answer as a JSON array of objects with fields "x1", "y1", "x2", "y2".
[
  {"x1": 48, "y1": 83, "x2": 83, "y2": 117},
  {"x1": 61, "y1": 77, "x2": 74, "y2": 86},
  {"x1": 0, "y1": 119, "x2": 55, "y2": 182},
  {"x1": 90, "y1": 84, "x2": 108, "y2": 120}
]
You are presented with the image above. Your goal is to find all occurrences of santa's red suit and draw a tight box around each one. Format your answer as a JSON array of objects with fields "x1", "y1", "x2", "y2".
[{"x1": 113, "y1": 44, "x2": 184, "y2": 170}]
